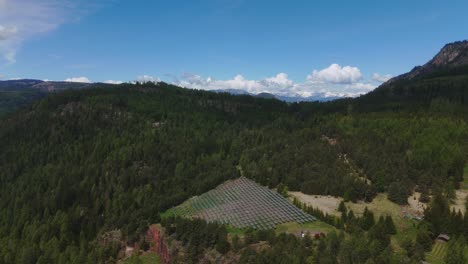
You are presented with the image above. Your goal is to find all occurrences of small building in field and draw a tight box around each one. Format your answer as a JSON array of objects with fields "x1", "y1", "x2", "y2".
[
  {"x1": 436, "y1": 234, "x2": 450, "y2": 243},
  {"x1": 296, "y1": 231, "x2": 326, "y2": 239}
]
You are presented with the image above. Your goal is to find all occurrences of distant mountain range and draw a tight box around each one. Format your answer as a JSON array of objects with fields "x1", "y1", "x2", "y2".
[
  {"x1": 1, "y1": 39, "x2": 468, "y2": 116},
  {"x1": 213, "y1": 89, "x2": 341, "y2": 102},
  {"x1": 183, "y1": 41, "x2": 468, "y2": 102},
  {"x1": 0, "y1": 79, "x2": 98, "y2": 92},
  {"x1": 0, "y1": 80, "x2": 108, "y2": 116}
]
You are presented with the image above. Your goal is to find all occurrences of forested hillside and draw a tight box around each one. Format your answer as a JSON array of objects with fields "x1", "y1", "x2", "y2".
[
  {"x1": 359, "y1": 41, "x2": 468, "y2": 113},
  {"x1": 0, "y1": 77, "x2": 466, "y2": 263},
  {"x1": 0, "y1": 80, "x2": 98, "y2": 117}
]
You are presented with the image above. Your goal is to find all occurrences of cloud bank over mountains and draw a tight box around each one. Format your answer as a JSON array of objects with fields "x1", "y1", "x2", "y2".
[
  {"x1": 64, "y1": 76, "x2": 91, "y2": 83},
  {"x1": 169, "y1": 64, "x2": 390, "y2": 98},
  {"x1": 60, "y1": 64, "x2": 390, "y2": 99}
]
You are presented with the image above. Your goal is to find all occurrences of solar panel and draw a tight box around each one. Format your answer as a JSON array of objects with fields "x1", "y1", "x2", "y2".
[{"x1": 166, "y1": 177, "x2": 316, "y2": 230}]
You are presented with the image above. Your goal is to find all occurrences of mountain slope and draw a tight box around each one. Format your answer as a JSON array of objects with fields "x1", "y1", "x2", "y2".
[
  {"x1": 386, "y1": 40, "x2": 468, "y2": 84},
  {"x1": 0, "y1": 79, "x2": 98, "y2": 92},
  {"x1": 0, "y1": 83, "x2": 368, "y2": 263},
  {"x1": 0, "y1": 81, "x2": 466, "y2": 263},
  {"x1": 0, "y1": 80, "x2": 107, "y2": 116},
  {"x1": 357, "y1": 40, "x2": 468, "y2": 110},
  {"x1": 1, "y1": 80, "x2": 341, "y2": 118}
]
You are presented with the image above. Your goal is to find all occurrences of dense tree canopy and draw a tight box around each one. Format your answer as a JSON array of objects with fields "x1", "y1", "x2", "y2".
[{"x1": 0, "y1": 76, "x2": 466, "y2": 262}]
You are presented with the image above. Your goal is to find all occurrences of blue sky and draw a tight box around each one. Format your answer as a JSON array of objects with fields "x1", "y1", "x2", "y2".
[{"x1": 0, "y1": 0, "x2": 467, "y2": 97}]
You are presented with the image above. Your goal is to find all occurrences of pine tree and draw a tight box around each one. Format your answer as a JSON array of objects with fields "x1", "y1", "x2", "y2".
[
  {"x1": 326, "y1": 231, "x2": 340, "y2": 256},
  {"x1": 338, "y1": 201, "x2": 347, "y2": 213},
  {"x1": 216, "y1": 238, "x2": 230, "y2": 254},
  {"x1": 388, "y1": 182, "x2": 408, "y2": 205},
  {"x1": 232, "y1": 235, "x2": 241, "y2": 252},
  {"x1": 347, "y1": 210, "x2": 355, "y2": 222},
  {"x1": 276, "y1": 183, "x2": 289, "y2": 198},
  {"x1": 384, "y1": 216, "x2": 396, "y2": 235},
  {"x1": 444, "y1": 177, "x2": 456, "y2": 201},
  {"x1": 368, "y1": 216, "x2": 391, "y2": 246},
  {"x1": 415, "y1": 225, "x2": 433, "y2": 251},
  {"x1": 425, "y1": 194, "x2": 451, "y2": 235},
  {"x1": 361, "y1": 207, "x2": 375, "y2": 230}
]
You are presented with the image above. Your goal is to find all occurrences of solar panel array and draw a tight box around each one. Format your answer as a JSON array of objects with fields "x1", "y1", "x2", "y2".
[{"x1": 167, "y1": 177, "x2": 315, "y2": 230}]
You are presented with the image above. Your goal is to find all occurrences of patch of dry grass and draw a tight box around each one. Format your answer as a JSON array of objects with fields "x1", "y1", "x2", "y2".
[
  {"x1": 288, "y1": 192, "x2": 342, "y2": 216},
  {"x1": 288, "y1": 192, "x2": 419, "y2": 250}
]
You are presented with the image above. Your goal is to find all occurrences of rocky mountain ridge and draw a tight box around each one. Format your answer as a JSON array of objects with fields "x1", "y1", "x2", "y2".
[{"x1": 385, "y1": 40, "x2": 468, "y2": 84}]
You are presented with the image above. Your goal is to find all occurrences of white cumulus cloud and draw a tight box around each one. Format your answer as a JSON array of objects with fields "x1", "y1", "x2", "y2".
[
  {"x1": 104, "y1": 80, "x2": 123, "y2": 84},
  {"x1": 137, "y1": 64, "x2": 379, "y2": 99},
  {"x1": 171, "y1": 65, "x2": 377, "y2": 98},
  {"x1": 371, "y1": 73, "x2": 392, "y2": 83},
  {"x1": 307, "y1": 64, "x2": 363, "y2": 84},
  {"x1": 137, "y1": 75, "x2": 161, "y2": 83},
  {"x1": 174, "y1": 73, "x2": 295, "y2": 95},
  {"x1": 261, "y1": 73, "x2": 294, "y2": 88},
  {"x1": 64, "y1": 76, "x2": 91, "y2": 83}
]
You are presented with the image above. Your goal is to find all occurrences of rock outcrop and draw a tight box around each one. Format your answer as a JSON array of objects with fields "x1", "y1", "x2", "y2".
[
  {"x1": 385, "y1": 40, "x2": 468, "y2": 84},
  {"x1": 146, "y1": 225, "x2": 172, "y2": 264}
]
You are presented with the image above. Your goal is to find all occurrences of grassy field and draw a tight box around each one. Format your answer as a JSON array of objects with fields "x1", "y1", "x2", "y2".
[
  {"x1": 290, "y1": 191, "x2": 419, "y2": 249},
  {"x1": 426, "y1": 241, "x2": 447, "y2": 264},
  {"x1": 425, "y1": 164, "x2": 468, "y2": 263},
  {"x1": 450, "y1": 164, "x2": 468, "y2": 214},
  {"x1": 346, "y1": 193, "x2": 419, "y2": 249},
  {"x1": 160, "y1": 209, "x2": 180, "y2": 219},
  {"x1": 275, "y1": 220, "x2": 336, "y2": 235},
  {"x1": 462, "y1": 164, "x2": 468, "y2": 190},
  {"x1": 226, "y1": 218, "x2": 336, "y2": 238},
  {"x1": 288, "y1": 192, "x2": 342, "y2": 216},
  {"x1": 226, "y1": 225, "x2": 246, "y2": 235},
  {"x1": 121, "y1": 252, "x2": 160, "y2": 264},
  {"x1": 426, "y1": 241, "x2": 468, "y2": 264}
]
